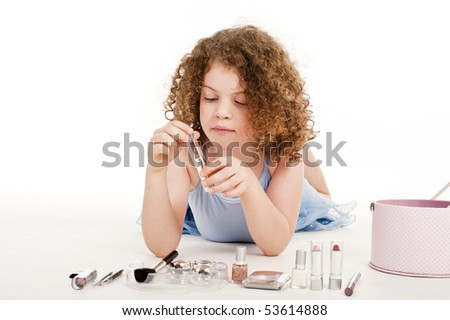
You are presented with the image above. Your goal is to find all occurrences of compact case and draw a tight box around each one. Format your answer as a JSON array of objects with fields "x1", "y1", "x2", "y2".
[
  {"x1": 242, "y1": 271, "x2": 291, "y2": 290},
  {"x1": 370, "y1": 183, "x2": 450, "y2": 278}
]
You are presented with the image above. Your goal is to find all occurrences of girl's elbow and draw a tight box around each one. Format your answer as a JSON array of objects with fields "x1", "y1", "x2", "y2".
[
  {"x1": 260, "y1": 242, "x2": 288, "y2": 257},
  {"x1": 143, "y1": 237, "x2": 180, "y2": 258},
  {"x1": 262, "y1": 249, "x2": 281, "y2": 257},
  {"x1": 146, "y1": 245, "x2": 166, "y2": 258},
  {"x1": 146, "y1": 243, "x2": 177, "y2": 258}
]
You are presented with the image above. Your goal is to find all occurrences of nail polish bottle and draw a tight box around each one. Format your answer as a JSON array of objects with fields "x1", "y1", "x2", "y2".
[
  {"x1": 232, "y1": 246, "x2": 248, "y2": 283},
  {"x1": 291, "y1": 249, "x2": 307, "y2": 288}
]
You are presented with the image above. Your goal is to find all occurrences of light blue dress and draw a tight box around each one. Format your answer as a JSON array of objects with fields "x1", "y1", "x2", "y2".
[{"x1": 183, "y1": 160, "x2": 356, "y2": 242}]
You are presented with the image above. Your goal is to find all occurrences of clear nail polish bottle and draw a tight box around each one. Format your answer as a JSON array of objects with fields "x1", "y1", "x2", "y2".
[
  {"x1": 231, "y1": 246, "x2": 248, "y2": 283},
  {"x1": 291, "y1": 249, "x2": 307, "y2": 288}
]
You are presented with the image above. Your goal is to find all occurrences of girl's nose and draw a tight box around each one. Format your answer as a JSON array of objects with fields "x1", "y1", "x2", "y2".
[{"x1": 214, "y1": 100, "x2": 232, "y2": 119}]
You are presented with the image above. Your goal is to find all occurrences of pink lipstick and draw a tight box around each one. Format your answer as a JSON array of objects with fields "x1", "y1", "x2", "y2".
[{"x1": 310, "y1": 241, "x2": 323, "y2": 290}]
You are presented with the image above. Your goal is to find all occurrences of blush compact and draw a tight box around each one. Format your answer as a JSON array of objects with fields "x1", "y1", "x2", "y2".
[{"x1": 242, "y1": 271, "x2": 291, "y2": 290}]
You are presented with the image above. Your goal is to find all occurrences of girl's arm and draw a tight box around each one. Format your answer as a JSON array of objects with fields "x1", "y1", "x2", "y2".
[
  {"x1": 202, "y1": 156, "x2": 304, "y2": 256},
  {"x1": 141, "y1": 121, "x2": 197, "y2": 258},
  {"x1": 303, "y1": 147, "x2": 331, "y2": 198},
  {"x1": 141, "y1": 157, "x2": 191, "y2": 257},
  {"x1": 240, "y1": 157, "x2": 304, "y2": 256}
]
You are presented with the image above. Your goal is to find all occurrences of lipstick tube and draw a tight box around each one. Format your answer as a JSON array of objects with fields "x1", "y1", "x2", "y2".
[
  {"x1": 310, "y1": 241, "x2": 323, "y2": 290},
  {"x1": 345, "y1": 272, "x2": 361, "y2": 296},
  {"x1": 70, "y1": 269, "x2": 97, "y2": 290},
  {"x1": 329, "y1": 240, "x2": 343, "y2": 290}
]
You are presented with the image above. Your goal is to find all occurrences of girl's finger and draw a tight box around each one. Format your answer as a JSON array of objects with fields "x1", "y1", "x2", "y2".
[
  {"x1": 153, "y1": 121, "x2": 192, "y2": 143},
  {"x1": 222, "y1": 181, "x2": 246, "y2": 198},
  {"x1": 169, "y1": 120, "x2": 194, "y2": 136},
  {"x1": 203, "y1": 157, "x2": 228, "y2": 176},
  {"x1": 204, "y1": 164, "x2": 234, "y2": 186},
  {"x1": 150, "y1": 131, "x2": 177, "y2": 145}
]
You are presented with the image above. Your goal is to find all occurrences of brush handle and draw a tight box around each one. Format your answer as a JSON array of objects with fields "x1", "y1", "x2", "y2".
[
  {"x1": 153, "y1": 250, "x2": 179, "y2": 272},
  {"x1": 163, "y1": 250, "x2": 179, "y2": 263}
]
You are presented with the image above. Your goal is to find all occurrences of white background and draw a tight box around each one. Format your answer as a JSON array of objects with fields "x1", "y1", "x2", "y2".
[
  {"x1": 1, "y1": 0, "x2": 449, "y2": 207},
  {"x1": 1, "y1": 0, "x2": 450, "y2": 315}
]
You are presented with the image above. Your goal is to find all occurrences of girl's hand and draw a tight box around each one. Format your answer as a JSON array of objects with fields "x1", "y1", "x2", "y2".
[
  {"x1": 202, "y1": 156, "x2": 258, "y2": 198},
  {"x1": 148, "y1": 120, "x2": 198, "y2": 172}
]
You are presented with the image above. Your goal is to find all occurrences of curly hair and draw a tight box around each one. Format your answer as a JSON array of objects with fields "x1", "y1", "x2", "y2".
[{"x1": 163, "y1": 25, "x2": 316, "y2": 163}]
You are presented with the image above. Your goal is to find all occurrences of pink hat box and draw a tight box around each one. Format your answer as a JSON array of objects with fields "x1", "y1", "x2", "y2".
[{"x1": 369, "y1": 182, "x2": 450, "y2": 278}]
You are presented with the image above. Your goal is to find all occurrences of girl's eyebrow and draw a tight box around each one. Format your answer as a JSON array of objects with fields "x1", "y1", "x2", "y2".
[
  {"x1": 203, "y1": 84, "x2": 245, "y2": 94},
  {"x1": 203, "y1": 85, "x2": 217, "y2": 92}
]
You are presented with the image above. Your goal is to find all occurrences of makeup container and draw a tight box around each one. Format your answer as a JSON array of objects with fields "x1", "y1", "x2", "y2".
[
  {"x1": 370, "y1": 183, "x2": 450, "y2": 278},
  {"x1": 126, "y1": 259, "x2": 229, "y2": 291},
  {"x1": 291, "y1": 249, "x2": 307, "y2": 289},
  {"x1": 169, "y1": 260, "x2": 192, "y2": 273},
  {"x1": 310, "y1": 241, "x2": 323, "y2": 290},
  {"x1": 213, "y1": 262, "x2": 229, "y2": 282},
  {"x1": 167, "y1": 260, "x2": 193, "y2": 285},
  {"x1": 329, "y1": 240, "x2": 344, "y2": 290},
  {"x1": 133, "y1": 250, "x2": 179, "y2": 283},
  {"x1": 242, "y1": 271, "x2": 290, "y2": 290},
  {"x1": 231, "y1": 246, "x2": 248, "y2": 283},
  {"x1": 191, "y1": 261, "x2": 229, "y2": 286},
  {"x1": 69, "y1": 269, "x2": 97, "y2": 290},
  {"x1": 192, "y1": 260, "x2": 216, "y2": 281}
]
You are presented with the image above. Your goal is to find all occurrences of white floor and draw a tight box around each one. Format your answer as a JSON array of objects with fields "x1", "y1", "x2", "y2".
[{"x1": 1, "y1": 196, "x2": 449, "y2": 300}]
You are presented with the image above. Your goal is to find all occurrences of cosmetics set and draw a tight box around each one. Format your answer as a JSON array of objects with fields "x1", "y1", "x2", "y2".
[
  {"x1": 290, "y1": 240, "x2": 361, "y2": 296},
  {"x1": 290, "y1": 240, "x2": 345, "y2": 291},
  {"x1": 125, "y1": 250, "x2": 229, "y2": 291},
  {"x1": 231, "y1": 246, "x2": 291, "y2": 290},
  {"x1": 69, "y1": 268, "x2": 123, "y2": 290},
  {"x1": 122, "y1": 246, "x2": 291, "y2": 291},
  {"x1": 68, "y1": 251, "x2": 179, "y2": 290},
  {"x1": 70, "y1": 245, "x2": 360, "y2": 295}
]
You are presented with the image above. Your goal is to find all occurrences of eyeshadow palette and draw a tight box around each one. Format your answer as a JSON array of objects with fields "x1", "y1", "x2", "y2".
[{"x1": 242, "y1": 271, "x2": 291, "y2": 290}]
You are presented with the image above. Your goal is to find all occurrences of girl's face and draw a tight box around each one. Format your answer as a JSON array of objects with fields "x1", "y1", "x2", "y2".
[{"x1": 199, "y1": 62, "x2": 253, "y2": 155}]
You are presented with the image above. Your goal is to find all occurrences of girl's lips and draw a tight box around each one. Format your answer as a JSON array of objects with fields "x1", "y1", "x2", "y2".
[{"x1": 212, "y1": 126, "x2": 235, "y2": 133}]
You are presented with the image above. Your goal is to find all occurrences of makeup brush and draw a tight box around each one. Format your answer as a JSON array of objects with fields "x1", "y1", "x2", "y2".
[{"x1": 134, "y1": 250, "x2": 179, "y2": 283}]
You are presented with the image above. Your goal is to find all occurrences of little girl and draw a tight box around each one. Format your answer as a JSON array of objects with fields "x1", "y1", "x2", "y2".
[{"x1": 141, "y1": 25, "x2": 355, "y2": 257}]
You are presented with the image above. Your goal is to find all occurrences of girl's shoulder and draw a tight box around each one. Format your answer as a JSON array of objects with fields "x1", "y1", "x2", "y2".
[{"x1": 267, "y1": 155, "x2": 303, "y2": 177}]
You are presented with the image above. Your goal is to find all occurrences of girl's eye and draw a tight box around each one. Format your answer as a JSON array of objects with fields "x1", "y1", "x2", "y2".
[
  {"x1": 204, "y1": 97, "x2": 217, "y2": 102},
  {"x1": 235, "y1": 100, "x2": 247, "y2": 106}
]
